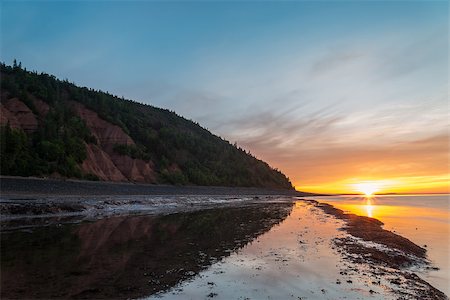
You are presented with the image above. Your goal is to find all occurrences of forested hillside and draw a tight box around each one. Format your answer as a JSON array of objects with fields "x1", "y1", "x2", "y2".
[{"x1": 0, "y1": 61, "x2": 293, "y2": 189}]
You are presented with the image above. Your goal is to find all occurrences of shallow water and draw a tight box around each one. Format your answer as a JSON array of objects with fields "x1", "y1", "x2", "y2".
[
  {"x1": 0, "y1": 203, "x2": 293, "y2": 299},
  {"x1": 0, "y1": 197, "x2": 446, "y2": 299},
  {"x1": 318, "y1": 194, "x2": 450, "y2": 296},
  {"x1": 146, "y1": 201, "x2": 397, "y2": 300}
]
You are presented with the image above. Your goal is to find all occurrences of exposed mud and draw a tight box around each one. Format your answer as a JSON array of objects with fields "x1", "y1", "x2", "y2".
[{"x1": 316, "y1": 201, "x2": 426, "y2": 259}]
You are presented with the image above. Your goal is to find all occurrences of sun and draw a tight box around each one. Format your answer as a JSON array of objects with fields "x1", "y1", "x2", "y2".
[{"x1": 353, "y1": 182, "x2": 380, "y2": 196}]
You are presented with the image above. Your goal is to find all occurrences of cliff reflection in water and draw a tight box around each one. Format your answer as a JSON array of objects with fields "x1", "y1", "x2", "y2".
[{"x1": 1, "y1": 203, "x2": 293, "y2": 299}]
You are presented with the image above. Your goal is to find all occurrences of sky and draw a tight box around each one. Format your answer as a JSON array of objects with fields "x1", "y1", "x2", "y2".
[{"x1": 1, "y1": 1, "x2": 448, "y2": 194}]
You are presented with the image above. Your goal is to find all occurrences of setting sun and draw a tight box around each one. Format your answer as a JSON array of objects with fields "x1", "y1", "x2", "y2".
[{"x1": 353, "y1": 182, "x2": 380, "y2": 196}]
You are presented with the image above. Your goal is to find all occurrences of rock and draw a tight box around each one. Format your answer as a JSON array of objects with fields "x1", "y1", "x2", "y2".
[
  {"x1": 0, "y1": 103, "x2": 21, "y2": 129},
  {"x1": 81, "y1": 143, "x2": 127, "y2": 181},
  {"x1": 30, "y1": 96, "x2": 50, "y2": 117},
  {"x1": 70, "y1": 101, "x2": 134, "y2": 147},
  {"x1": 71, "y1": 102, "x2": 157, "y2": 183},
  {"x1": 109, "y1": 153, "x2": 156, "y2": 183},
  {"x1": 1, "y1": 98, "x2": 38, "y2": 132}
]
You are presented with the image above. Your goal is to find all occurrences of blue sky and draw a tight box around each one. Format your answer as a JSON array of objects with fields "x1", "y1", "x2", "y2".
[{"x1": 1, "y1": 1, "x2": 448, "y2": 192}]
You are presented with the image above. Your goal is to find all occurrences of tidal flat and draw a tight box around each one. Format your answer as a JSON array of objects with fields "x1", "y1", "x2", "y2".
[{"x1": 0, "y1": 195, "x2": 447, "y2": 299}]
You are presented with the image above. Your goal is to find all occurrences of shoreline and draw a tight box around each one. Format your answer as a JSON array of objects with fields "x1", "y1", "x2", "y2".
[
  {"x1": 0, "y1": 185, "x2": 447, "y2": 299},
  {"x1": 0, "y1": 176, "x2": 306, "y2": 197},
  {"x1": 0, "y1": 176, "x2": 304, "y2": 231},
  {"x1": 311, "y1": 200, "x2": 427, "y2": 261},
  {"x1": 307, "y1": 199, "x2": 447, "y2": 299}
]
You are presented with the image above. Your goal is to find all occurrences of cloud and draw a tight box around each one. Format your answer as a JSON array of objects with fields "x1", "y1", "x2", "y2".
[
  {"x1": 251, "y1": 133, "x2": 449, "y2": 191},
  {"x1": 141, "y1": 29, "x2": 447, "y2": 194},
  {"x1": 309, "y1": 51, "x2": 363, "y2": 78}
]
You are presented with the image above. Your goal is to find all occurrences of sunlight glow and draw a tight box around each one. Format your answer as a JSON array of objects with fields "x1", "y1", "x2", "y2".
[
  {"x1": 297, "y1": 175, "x2": 449, "y2": 195},
  {"x1": 353, "y1": 182, "x2": 380, "y2": 196}
]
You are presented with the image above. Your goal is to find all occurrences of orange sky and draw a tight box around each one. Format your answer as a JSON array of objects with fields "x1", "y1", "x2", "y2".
[{"x1": 242, "y1": 133, "x2": 449, "y2": 195}]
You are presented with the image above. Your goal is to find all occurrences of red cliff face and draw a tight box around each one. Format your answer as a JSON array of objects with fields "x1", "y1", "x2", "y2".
[
  {"x1": 70, "y1": 101, "x2": 134, "y2": 148},
  {"x1": 81, "y1": 143, "x2": 128, "y2": 182},
  {"x1": 30, "y1": 95, "x2": 50, "y2": 118},
  {"x1": 71, "y1": 102, "x2": 157, "y2": 183},
  {"x1": 0, "y1": 94, "x2": 157, "y2": 183},
  {"x1": 109, "y1": 153, "x2": 157, "y2": 183},
  {"x1": 1, "y1": 98, "x2": 38, "y2": 132},
  {"x1": 0, "y1": 104, "x2": 21, "y2": 129}
]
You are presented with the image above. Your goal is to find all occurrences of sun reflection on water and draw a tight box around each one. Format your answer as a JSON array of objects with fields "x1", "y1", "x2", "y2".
[
  {"x1": 364, "y1": 196, "x2": 374, "y2": 218},
  {"x1": 328, "y1": 196, "x2": 382, "y2": 219}
]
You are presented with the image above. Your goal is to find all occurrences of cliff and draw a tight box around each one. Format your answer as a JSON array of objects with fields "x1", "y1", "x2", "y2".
[{"x1": 0, "y1": 62, "x2": 293, "y2": 189}]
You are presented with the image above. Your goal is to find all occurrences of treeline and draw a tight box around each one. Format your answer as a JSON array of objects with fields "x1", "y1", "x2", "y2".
[{"x1": 0, "y1": 61, "x2": 293, "y2": 189}]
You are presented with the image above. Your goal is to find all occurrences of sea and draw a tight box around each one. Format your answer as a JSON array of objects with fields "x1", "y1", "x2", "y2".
[{"x1": 317, "y1": 194, "x2": 450, "y2": 296}]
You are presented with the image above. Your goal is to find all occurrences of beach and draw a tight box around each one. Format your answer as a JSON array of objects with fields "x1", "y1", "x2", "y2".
[
  {"x1": 318, "y1": 194, "x2": 450, "y2": 296},
  {"x1": 0, "y1": 176, "x2": 304, "y2": 197},
  {"x1": 0, "y1": 179, "x2": 448, "y2": 299}
]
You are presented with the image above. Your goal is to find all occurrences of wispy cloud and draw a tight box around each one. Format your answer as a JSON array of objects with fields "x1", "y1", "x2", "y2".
[
  {"x1": 128, "y1": 27, "x2": 448, "y2": 194},
  {"x1": 3, "y1": 1, "x2": 447, "y2": 192},
  {"x1": 309, "y1": 51, "x2": 363, "y2": 78},
  {"x1": 263, "y1": 133, "x2": 449, "y2": 191}
]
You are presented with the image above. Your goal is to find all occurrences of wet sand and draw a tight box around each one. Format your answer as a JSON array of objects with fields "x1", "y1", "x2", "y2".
[
  {"x1": 0, "y1": 194, "x2": 296, "y2": 231},
  {"x1": 0, "y1": 176, "x2": 302, "y2": 231}
]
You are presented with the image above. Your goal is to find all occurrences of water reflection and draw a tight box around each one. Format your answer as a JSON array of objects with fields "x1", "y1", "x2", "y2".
[
  {"x1": 326, "y1": 196, "x2": 382, "y2": 219},
  {"x1": 318, "y1": 194, "x2": 450, "y2": 295},
  {"x1": 364, "y1": 196, "x2": 374, "y2": 217},
  {"x1": 0, "y1": 203, "x2": 292, "y2": 299}
]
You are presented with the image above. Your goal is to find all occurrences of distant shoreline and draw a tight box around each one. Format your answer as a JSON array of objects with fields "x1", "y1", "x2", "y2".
[
  {"x1": 0, "y1": 176, "x2": 311, "y2": 197},
  {"x1": 320, "y1": 193, "x2": 450, "y2": 196}
]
